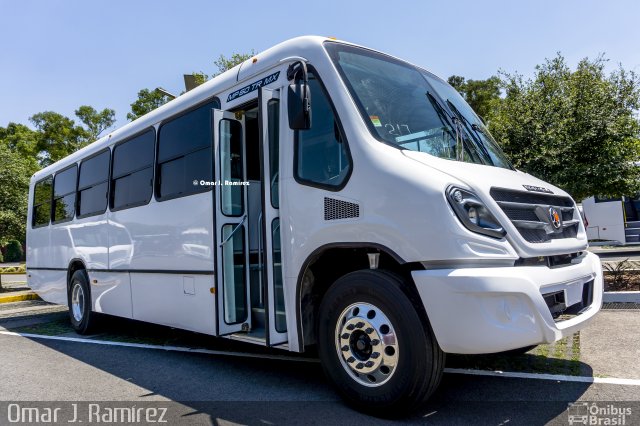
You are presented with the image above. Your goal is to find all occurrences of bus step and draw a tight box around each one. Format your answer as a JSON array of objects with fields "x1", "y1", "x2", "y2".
[
  {"x1": 625, "y1": 235, "x2": 640, "y2": 243},
  {"x1": 624, "y1": 228, "x2": 640, "y2": 236},
  {"x1": 625, "y1": 221, "x2": 640, "y2": 228}
]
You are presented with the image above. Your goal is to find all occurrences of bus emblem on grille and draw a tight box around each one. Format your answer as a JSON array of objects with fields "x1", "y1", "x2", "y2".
[{"x1": 548, "y1": 207, "x2": 562, "y2": 229}]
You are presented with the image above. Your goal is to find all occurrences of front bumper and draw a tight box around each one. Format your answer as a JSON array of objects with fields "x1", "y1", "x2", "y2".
[{"x1": 412, "y1": 251, "x2": 603, "y2": 354}]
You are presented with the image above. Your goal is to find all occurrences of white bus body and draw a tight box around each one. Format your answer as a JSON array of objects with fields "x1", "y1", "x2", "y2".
[
  {"x1": 582, "y1": 196, "x2": 640, "y2": 244},
  {"x1": 27, "y1": 36, "x2": 602, "y2": 413}
]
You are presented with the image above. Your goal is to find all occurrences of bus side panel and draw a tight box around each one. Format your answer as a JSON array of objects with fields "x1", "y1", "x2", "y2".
[
  {"x1": 65, "y1": 217, "x2": 110, "y2": 269},
  {"x1": 108, "y1": 194, "x2": 214, "y2": 271},
  {"x1": 130, "y1": 273, "x2": 216, "y2": 335},
  {"x1": 581, "y1": 196, "x2": 626, "y2": 244},
  {"x1": 28, "y1": 269, "x2": 67, "y2": 305},
  {"x1": 27, "y1": 227, "x2": 51, "y2": 268},
  {"x1": 89, "y1": 271, "x2": 133, "y2": 318}
]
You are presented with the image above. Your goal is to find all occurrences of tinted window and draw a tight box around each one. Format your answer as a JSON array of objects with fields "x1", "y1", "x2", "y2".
[
  {"x1": 79, "y1": 150, "x2": 110, "y2": 188},
  {"x1": 112, "y1": 168, "x2": 153, "y2": 209},
  {"x1": 157, "y1": 100, "x2": 218, "y2": 199},
  {"x1": 53, "y1": 166, "x2": 77, "y2": 223},
  {"x1": 158, "y1": 102, "x2": 215, "y2": 162},
  {"x1": 111, "y1": 130, "x2": 155, "y2": 210},
  {"x1": 32, "y1": 176, "x2": 52, "y2": 227},
  {"x1": 159, "y1": 148, "x2": 211, "y2": 199},
  {"x1": 78, "y1": 182, "x2": 108, "y2": 217},
  {"x1": 54, "y1": 166, "x2": 77, "y2": 198},
  {"x1": 112, "y1": 130, "x2": 154, "y2": 177},
  {"x1": 219, "y1": 119, "x2": 244, "y2": 216},
  {"x1": 78, "y1": 150, "x2": 110, "y2": 217},
  {"x1": 268, "y1": 99, "x2": 279, "y2": 208},
  {"x1": 296, "y1": 74, "x2": 350, "y2": 188}
]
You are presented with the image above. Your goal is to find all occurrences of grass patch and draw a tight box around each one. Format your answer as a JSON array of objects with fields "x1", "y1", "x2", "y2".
[
  {"x1": 12, "y1": 317, "x2": 72, "y2": 336},
  {"x1": 447, "y1": 332, "x2": 582, "y2": 376}
]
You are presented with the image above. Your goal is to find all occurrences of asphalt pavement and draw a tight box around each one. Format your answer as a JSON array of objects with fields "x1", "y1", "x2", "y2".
[
  {"x1": 2, "y1": 254, "x2": 640, "y2": 424},
  {"x1": 0, "y1": 331, "x2": 639, "y2": 425},
  {"x1": 0, "y1": 303, "x2": 638, "y2": 425}
]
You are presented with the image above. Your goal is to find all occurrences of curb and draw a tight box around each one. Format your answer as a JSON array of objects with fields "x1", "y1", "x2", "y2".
[
  {"x1": 603, "y1": 291, "x2": 640, "y2": 303},
  {"x1": 0, "y1": 291, "x2": 40, "y2": 304}
]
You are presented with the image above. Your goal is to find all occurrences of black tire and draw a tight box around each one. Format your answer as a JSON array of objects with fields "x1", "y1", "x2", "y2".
[
  {"x1": 67, "y1": 270, "x2": 96, "y2": 334},
  {"x1": 317, "y1": 270, "x2": 445, "y2": 416}
]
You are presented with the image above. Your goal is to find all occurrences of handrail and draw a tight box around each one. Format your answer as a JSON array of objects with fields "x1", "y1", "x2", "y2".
[{"x1": 219, "y1": 215, "x2": 247, "y2": 247}]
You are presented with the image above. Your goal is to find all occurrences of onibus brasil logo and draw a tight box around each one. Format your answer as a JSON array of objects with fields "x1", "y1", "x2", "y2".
[{"x1": 567, "y1": 402, "x2": 632, "y2": 425}]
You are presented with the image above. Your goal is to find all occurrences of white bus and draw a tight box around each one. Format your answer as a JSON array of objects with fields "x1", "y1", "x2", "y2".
[
  {"x1": 581, "y1": 196, "x2": 640, "y2": 245},
  {"x1": 27, "y1": 36, "x2": 603, "y2": 414}
]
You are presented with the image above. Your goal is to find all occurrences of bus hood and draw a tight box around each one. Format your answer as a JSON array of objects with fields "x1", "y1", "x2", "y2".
[
  {"x1": 402, "y1": 150, "x2": 564, "y2": 195},
  {"x1": 402, "y1": 150, "x2": 588, "y2": 257}
]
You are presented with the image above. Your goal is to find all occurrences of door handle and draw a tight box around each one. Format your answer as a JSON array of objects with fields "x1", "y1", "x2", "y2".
[{"x1": 219, "y1": 215, "x2": 247, "y2": 247}]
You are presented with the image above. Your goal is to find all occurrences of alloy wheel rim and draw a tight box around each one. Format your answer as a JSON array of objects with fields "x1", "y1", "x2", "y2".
[
  {"x1": 71, "y1": 282, "x2": 85, "y2": 322},
  {"x1": 334, "y1": 302, "x2": 399, "y2": 387}
]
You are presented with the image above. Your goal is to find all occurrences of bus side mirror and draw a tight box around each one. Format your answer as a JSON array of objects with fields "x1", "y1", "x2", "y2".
[{"x1": 288, "y1": 82, "x2": 312, "y2": 130}]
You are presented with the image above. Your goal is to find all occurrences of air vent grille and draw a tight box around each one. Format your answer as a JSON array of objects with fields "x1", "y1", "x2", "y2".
[{"x1": 324, "y1": 197, "x2": 360, "y2": 220}]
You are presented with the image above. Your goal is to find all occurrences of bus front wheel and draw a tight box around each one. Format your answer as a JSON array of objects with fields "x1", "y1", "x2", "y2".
[
  {"x1": 67, "y1": 270, "x2": 96, "y2": 334},
  {"x1": 317, "y1": 270, "x2": 444, "y2": 416}
]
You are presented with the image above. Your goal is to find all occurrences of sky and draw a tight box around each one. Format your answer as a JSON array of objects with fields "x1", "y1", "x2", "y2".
[{"x1": 1, "y1": 0, "x2": 639, "y2": 129}]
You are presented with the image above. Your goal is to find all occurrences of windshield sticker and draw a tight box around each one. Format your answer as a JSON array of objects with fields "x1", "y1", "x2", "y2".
[
  {"x1": 227, "y1": 71, "x2": 280, "y2": 102},
  {"x1": 369, "y1": 115, "x2": 382, "y2": 127}
]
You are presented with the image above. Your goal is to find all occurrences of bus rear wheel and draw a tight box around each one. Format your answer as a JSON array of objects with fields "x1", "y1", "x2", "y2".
[
  {"x1": 67, "y1": 270, "x2": 96, "y2": 334},
  {"x1": 317, "y1": 270, "x2": 444, "y2": 416}
]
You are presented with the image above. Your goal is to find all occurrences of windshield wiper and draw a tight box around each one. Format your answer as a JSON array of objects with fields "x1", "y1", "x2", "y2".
[
  {"x1": 444, "y1": 99, "x2": 493, "y2": 165},
  {"x1": 426, "y1": 92, "x2": 464, "y2": 161}
]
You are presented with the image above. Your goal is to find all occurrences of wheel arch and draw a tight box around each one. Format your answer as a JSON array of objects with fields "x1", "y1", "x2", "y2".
[
  {"x1": 294, "y1": 242, "x2": 425, "y2": 350},
  {"x1": 67, "y1": 258, "x2": 87, "y2": 290}
]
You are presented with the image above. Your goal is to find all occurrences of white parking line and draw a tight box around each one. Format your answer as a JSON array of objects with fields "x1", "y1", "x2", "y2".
[
  {"x1": 2, "y1": 330, "x2": 640, "y2": 386},
  {"x1": 0, "y1": 330, "x2": 319, "y2": 363},
  {"x1": 444, "y1": 368, "x2": 640, "y2": 386}
]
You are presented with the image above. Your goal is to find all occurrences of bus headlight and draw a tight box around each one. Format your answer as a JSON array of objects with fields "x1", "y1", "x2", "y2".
[{"x1": 446, "y1": 186, "x2": 506, "y2": 239}]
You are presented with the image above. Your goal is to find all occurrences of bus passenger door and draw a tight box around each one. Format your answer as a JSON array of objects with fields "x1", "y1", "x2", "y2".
[
  {"x1": 212, "y1": 109, "x2": 251, "y2": 335},
  {"x1": 259, "y1": 88, "x2": 288, "y2": 346}
]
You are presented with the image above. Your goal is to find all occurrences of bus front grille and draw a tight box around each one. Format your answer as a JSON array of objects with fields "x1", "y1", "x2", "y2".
[{"x1": 490, "y1": 188, "x2": 579, "y2": 243}]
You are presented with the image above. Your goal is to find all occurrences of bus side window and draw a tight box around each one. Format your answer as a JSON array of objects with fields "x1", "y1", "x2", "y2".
[
  {"x1": 111, "y1": 129, "x2": 155, "y2": 210},
  {"x1": 77, "y1": 150, "x2": 110, "y2": 218},
  {"x1": 156, "y1": 100, "x2": 219, "y2": 201},
  {"x1": 33, "y1": 176, "x2": 53, "y2": 227},
  {"x1": 295, "y1": 73, "x2": 351, "y2": 189},
  {"x1": 52, "y1": 165, "x2": 77, "y2": 223}
]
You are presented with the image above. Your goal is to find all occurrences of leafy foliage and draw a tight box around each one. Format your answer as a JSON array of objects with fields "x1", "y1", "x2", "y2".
[
  {"x1": 127, "y1": 88, "x2": 173, "y2": 121},
  {"x1": 489, "y1": 54, "x2": 640, "y2": 200},
  {"x1": 75, "y1": 106, "x2": 115, "y2": 141},
  {"x1": 127, "y1": 50, "x2": 255, "y2": 121},
  {"x1": 29, "y1": 106, "x2": 114, "y2": 167},
  {"x1": 0, "y1": 144, "x2": 33, "y2": 244},
  {"x1": 448, "y1": 75, "x2": 502, "y2": 122},
  {"x1": 4, "y1": 239, "x2": 23, "y2": 262},
  {"x1": 213, "y1": 50, "x2": 255, "y2": 77}
]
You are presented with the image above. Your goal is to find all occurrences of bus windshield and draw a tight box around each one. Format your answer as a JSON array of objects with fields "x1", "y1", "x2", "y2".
[{"x1": 325, "y1": 43, "x2": 512, "y2": 169}]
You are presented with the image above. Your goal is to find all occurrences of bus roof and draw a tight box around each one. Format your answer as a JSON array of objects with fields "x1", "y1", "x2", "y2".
[{"x1": 31, "y1": 35, "x2": 337, "y2": 182}]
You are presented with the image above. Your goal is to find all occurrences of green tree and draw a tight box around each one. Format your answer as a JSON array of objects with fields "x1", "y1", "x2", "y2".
[
  {"x1": 75, "y1": 105, "x2": 115, "y2": 141},
  {"x1": 490, "y1": 54, "x2": 640, "y2": 200},
  {"x1": 0, "y1": 123, "x2": 40, "y2": 159},
  {"x1": 30, "y1": 111, "x2": 85, "y2": 167},
  {"x1": 127, "y1": 88, "x2": 174, "y2": 121},
  {"x1": 29, "y1": 106, "x2": 113, "y2": 167},
  {"x1": 0, "y1": 144, "x2": 32, "y2": 244},
  {"x1": 4, "y1": 240, "x2": 23, "y2": 262},
  {"x1": 213, "y1": 50, "x2": 255, "y2": 76},
  {"x1": 448, "y1": 75, "x2": 501, "y2": 121},
  {"x1": 127, "y1": 50, "x2": 255, "y2": 121}
]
